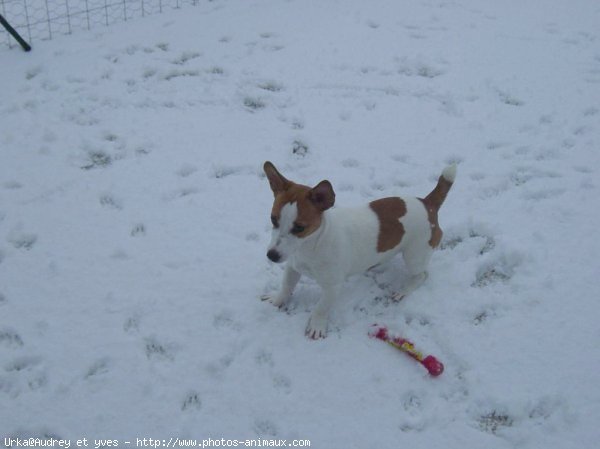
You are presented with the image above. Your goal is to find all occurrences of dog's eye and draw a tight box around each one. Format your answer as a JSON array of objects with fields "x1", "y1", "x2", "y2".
[
  {"x1": 291, "y1": 223, "x2": 305, "y2": 235},
  {"x1": 271, "y1": 215, "x2": 279, "y2": 228}
]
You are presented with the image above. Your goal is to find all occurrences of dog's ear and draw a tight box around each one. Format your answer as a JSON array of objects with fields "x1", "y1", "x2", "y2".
[
  {"x1": 264, "y1": 161, "x2": 291, "y2": 195},
  {"x1": 309, "y1": 180, "x2": 335, "y2": 211}
]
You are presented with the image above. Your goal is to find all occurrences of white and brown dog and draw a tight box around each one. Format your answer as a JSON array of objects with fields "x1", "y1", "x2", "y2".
[{"x1": 262, "y1": 161, "x2": 456, "y2": 339}]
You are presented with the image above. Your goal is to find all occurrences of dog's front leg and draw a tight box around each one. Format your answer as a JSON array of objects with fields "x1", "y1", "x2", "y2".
[
  {"x1": 262, "y1": 264, "x2": 301, "y2": 308},
  {"x1": 306, "y1": 283, "x2": 341, "y2": 340}
]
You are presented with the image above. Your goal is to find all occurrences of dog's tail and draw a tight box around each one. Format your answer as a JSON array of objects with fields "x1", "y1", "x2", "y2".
[{"x1": 423, "y1": 163, "x2": 457, "y2": 211}]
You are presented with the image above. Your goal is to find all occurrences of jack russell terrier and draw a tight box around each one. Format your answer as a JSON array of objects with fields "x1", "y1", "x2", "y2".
[{"x1": 261, "y1": 161, "x2": 456, "y2": 339}]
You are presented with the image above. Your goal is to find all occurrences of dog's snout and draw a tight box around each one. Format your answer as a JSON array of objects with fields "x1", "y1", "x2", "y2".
[{"x1": 267, "y1": 249, "x2": 281, "y2": 263}]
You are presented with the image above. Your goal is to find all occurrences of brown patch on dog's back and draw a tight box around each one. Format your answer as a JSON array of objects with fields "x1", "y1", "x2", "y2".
[{"x1": 370, "y1": 197, "x2": 407, "y2": 252}]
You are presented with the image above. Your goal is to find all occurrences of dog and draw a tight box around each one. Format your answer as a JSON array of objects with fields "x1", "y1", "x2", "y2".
[{"x1": 261, "y1": 161, "x2": 456, "y2": 339}]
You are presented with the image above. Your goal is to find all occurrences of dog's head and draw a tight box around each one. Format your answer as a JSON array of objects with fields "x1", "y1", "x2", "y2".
[{"x1": 263, "y1": 161, "x2": 335, "y2": 263}]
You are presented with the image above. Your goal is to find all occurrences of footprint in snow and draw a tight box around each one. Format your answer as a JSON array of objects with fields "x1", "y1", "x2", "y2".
[
  {"x1": 272, "y1": 373, "x2": 292, "y2": 394},
  {"x1": 572, "y1": 125, "x2": 591, "y2": 136},
  {"x1": 254, "y1": 419, "x2": 278, "y2": 437},
  {"x1": 341, "y1": 158, "x2": 360, "y2": 168},
  {"x1": 163, "y1": 186, "x2": 200, "y2": 201},
  {"x1": 498, "y1": 90, "x2": 524, "y2": 106},
  {"x1": 486, "y1": 141, "x2": 510, "y2": 151},
  {"x1": 509, "y1": 166, "x2": 561, "y2": 187},
  {"x1": 212, "y1": 165, "x2": 250, "y2": 179},
  {"x1": 477, "y1": 394, "x2": 568, "y2": 434},
  {"x1": 123, "y1": 44, "x2": 141, "y2": 56},
  {"x1": 123, "y1": 315, "x2": 141, "y2": 334},
  {"x1": 258, "y1": 32, "x2": 284, "y2": 51},
  {"x1": 257, "y1": 80, "x2": 284, "y2": 92},
  {"x1": 243, "y1": 96, "x2": 266, "y2": 111},
  {"x1": 292, "y1": 139, "x2": 309, "y2": 157},
  {"x1": 399, "y1": 391, "x2": 427, "y2": 432},
  {"x1": 213, "y1": 310, "x2": 243, "y2": 331},
  {"x1": 3, "y1": 181, "x2": 23, "y2": 190},
  {"x1": 181, "y1": 391, "x2": 202, "y2": 411},
  {"x1": 472, "y1": 304, "x2": 507, "y2": 326},
  {"x1": 171, "y1": 51, "x2": 201, "y2": 65},
  {"x1": 205, "y1": 354, "x2": 234, "y2": 380},
  {"x1": 207, "y1": 66, "x2": 226, "y2": 75},
  {"x1": 82, "y1": 150, "x2": 112, "y2": 170},
  {"x1": 0, "y1": 328, "x2": 24, "y2": 348},
  {"x1": 255, "y1": 349, "x2": 274, "y2": 367},
  {"x1": 142, "y1": 67, "x2": 157, "y2": 79},
  {"x1": 102, "y1": 131, "x2": 121, "y2": 144},
  {"x1": 99, "y1": 193, "x2": 123, "y2": 210},
  {"x1": 402, "y1": 391, "x2": 423, "y2": 413},
  {"x1": 534, "y1": 147, "x2": 560, "y2": 161},
  {"x1": 254, "y1": 350, "x2": 292, "y2": 393},
  {"x1": 403, "y1": 314, "x2": 431, "y2": 327},
  {"x1": 527, "y1": 395, "x2": 570, "y2": 425},
  {"x1": 144, "y1": 336, "x2": 176, "y2": 361},
  {"x1": 8, "y1": 231, "x2": 37, "y2": 251},
  {"x1": 441, "y1": 224, "x2": 496, "y2": 255},
  {"x1": 3, "y1": 356, "x2": 47, "y2": 395},
  {"x1": 472, "y1": 253, "x2": 521, "y2": 288},
  {"x1": 245, "y1": 232, "x2": 260, "y2": 242},
  {"x1": 130, "y1": 223, "x2": 146, "y2": 237},
  {"x1": 163, "y1": 69, "x2": 200, "y2": 81},
  {"x1": 469, "y1": 172, "x2": 486, "y2": 181},
  {"x1": 477, "y1": 410, "x2": 514, "y2": 435},
  {"x1": 25, "y1": 66, "x2": 42, "y2": 80},
  {"x1": 396, "y1": 57, "x2": 445, "y2": 78},
  {"x1": 84, "y1": 358, "x2": 111, "y2": 379},
  {"x1": 176, "y1": 164, "x2": 198, "y2": 178}
]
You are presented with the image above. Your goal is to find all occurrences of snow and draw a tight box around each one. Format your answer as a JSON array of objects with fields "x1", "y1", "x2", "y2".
[{"x1": 1, "y1": 0, "x2": 600, "y2": 447}]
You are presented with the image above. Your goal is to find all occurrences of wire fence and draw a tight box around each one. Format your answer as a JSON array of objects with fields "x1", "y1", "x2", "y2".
[{"x1": 1, "y1": 0, "x2": 206, "y2": 49}]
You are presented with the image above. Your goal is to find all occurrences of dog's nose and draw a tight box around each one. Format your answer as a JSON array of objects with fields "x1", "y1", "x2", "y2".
[{"x1": 267, "y1": 249, "x2": 281, "y2": 262}]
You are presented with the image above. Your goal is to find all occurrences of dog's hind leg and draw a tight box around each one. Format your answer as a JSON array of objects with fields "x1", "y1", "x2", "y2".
[
  {"x1": 392, "y1": 271, "x2": 428, "y2": 301},
  {"x1": 391, "y1": 245, "x2": 433, "y2": 301}
]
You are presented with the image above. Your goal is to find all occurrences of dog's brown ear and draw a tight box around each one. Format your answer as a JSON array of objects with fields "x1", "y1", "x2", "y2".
[
  {"x1": 263, "y1": 161, "x2": 291, "y2": 194},
  {"x1": 309, "y1": 180, "x2": 335, "y2": 211}
]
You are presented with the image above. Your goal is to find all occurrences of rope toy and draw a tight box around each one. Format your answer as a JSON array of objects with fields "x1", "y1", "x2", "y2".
[{"x1": 369, "y1": 324, "x2": 444, "y2": 377}]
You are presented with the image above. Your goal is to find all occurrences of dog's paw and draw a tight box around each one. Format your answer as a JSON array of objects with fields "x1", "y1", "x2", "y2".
[
  {"x1": 391, "y1": 272, "x2": 428, "y2": 301},
  {"x1": 305, "y1": 314, "x2": 328, "y2": 340},
  {"x1": 260, "y1": 294, "x2": 286, "y2": 308}
]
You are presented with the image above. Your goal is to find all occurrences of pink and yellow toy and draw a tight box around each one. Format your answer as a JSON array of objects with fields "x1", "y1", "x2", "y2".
[{"x1": 369, "y1": 324, "x2": 444, "y2": 377}]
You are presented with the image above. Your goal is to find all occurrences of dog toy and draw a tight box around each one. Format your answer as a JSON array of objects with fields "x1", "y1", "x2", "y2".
[{"x1": 369, "y1": 324, "x2": 444, "y2": 377}]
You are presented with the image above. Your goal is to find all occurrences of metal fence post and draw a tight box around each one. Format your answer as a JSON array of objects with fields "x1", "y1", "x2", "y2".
[
  {"x1": 0, "y1": 13, "x2": 32, "y2": 51},
  {"x1": 45, "y1": 0, "x2": 52, "y2": 39},
  {"x1": 1, "y1": 0, "x2": 202, "y2": 49},
  {"x1": 65, "y1": 0, "x2": 72, "y2": 34}
]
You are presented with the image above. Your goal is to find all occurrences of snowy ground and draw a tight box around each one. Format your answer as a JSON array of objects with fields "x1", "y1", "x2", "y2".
[{"x1": 1, "y1": 0, "x2": 600, "y2": 447}]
